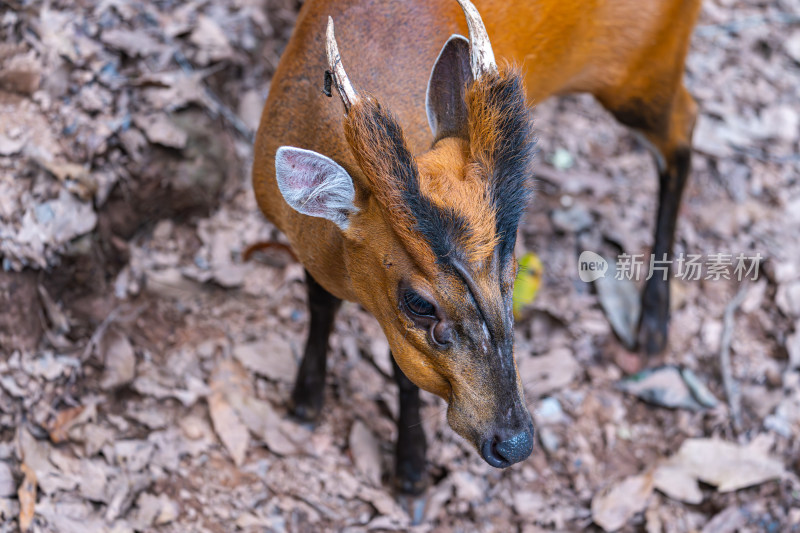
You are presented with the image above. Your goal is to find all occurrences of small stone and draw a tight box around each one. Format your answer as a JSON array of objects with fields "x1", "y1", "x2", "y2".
[
  {"x1": 536, "y1": 397, "x2": 565, "y2": 424},
  {"x1": 550, "y1": 148, "x2": 574, "y2": 170}
]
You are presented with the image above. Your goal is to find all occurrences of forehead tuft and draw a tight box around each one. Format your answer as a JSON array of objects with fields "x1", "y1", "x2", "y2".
[
  {"x1": 342, "y1": 67, "x2": 534, "y2": 271},
  {"x1": 416, "y1": 139, "x2": 499, "y2": 266}
]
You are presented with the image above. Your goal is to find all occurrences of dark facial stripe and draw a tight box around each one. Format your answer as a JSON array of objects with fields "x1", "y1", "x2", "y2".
[
  {"x1": 402, "y1": 189, "x2": 473, "y2": 267},
  {"x1": 344, "y1": 98, "x2": 477, "y2": 268}
]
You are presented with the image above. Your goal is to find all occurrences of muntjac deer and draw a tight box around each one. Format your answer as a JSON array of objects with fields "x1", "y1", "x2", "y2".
[{"x1": 253, "y1": 0, "x2": 700, "y2": 492}]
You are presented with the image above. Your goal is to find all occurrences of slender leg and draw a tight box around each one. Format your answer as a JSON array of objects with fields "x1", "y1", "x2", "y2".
[
  {"x1": 392, "y1": 355, "x2": 427, "y2": 494},
  {"x1": 603, "y1": 85, "x2": 697, "y2": 356},
  {"x1": 290, "y1": 270, "x2": 341, "y2": 421},
  {"x1": 638, "y1": 143, "x2": 692, "y2": 354}
]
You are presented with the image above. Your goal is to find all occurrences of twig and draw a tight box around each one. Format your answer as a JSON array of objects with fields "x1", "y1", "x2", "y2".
[
  {"x1": 80, "y1": 303, "x2": 146, "y2": 361},
  {"x1": 719, "y1": 283, "x2": 749, "y2": 435}
]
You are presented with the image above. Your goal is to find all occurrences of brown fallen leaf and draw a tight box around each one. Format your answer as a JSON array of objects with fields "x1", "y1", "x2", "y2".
[
  {"x1": 349, "y1": 421, "x2": 382, "y2": 486},
  {"x1": 133, "y1": 113, "x2": 188, "y2": 149},
  {"x1": 617, "y1": 366, "x2": 718, "y2": 411},
  {"x1": 138, "y1": 70, "x2": 213, "y2": 112},
  {"x1": 519, "y1": 347, "x2": 579, "y2": 398},
  {"x1": 189, "y1": 15, "x2": 234, "y2": 64},
  {"x1": 592, "y1": 471, "x2": 655, "y2": 532},
  {"x1": 208, "y1": 359, "x2": 251, "y2": 465},
  {"x1": 666, "y1": 438, "x2": 785, "y2": 493},
  {"x1": 18, "y1": 463, "x2": 37, "y2": 532},
  {"x1": 232, "y1": 336, "x2": 297, "y2": 383},
  {"x1": 132, "y1": 492, "x2": 179, "y2": 529},
  {"x1": 99, "y1": 328, "x2": 136, "y2": 390},
  {"x1": 234, "y1": 396, "x2": 298, "y2": 456},
  {"x1": 37, "y1": 284, "x2": 70, "y2": 335},
  {"x1": 652, "y1": 464, "x2": 703, "y2": 504},
  {"x1": 594, "y1": 271, "x2": 640, "y2": 350},
  {"x1": 512, "y1": 490, "x2": 546, "y2": 518},
  {"x1": 238, "y1": 90, "x2": 263, "y2": 132}
]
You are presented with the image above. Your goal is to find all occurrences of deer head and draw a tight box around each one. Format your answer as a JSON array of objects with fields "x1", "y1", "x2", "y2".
[{"x1": 275, "y1": 0, "x2": 535, "y2": 467}]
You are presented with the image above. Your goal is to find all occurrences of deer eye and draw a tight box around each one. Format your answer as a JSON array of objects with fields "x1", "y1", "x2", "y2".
[{"x1": 402, "y1": 289, "x2": 436, "y2": 318}]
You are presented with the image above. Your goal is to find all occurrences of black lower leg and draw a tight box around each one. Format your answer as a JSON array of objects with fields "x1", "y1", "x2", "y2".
[
  {"x1": 392, "y1": 355, "x2": 427, "y2": 494},
  {"x1": 290, "y1": 270, "x2": 341, "y2": 421},
  {"x1": 639, "y1": 145, "x2": 692, "y2": 355}
]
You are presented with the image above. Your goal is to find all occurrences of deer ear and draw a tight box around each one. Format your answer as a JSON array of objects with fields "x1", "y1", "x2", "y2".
[
  {"x1": 426, "y1": 35, "x2": 473, "y2": 140},
  {"x1": 275, "y1": 146, "x2": 358, "y2": 230}
]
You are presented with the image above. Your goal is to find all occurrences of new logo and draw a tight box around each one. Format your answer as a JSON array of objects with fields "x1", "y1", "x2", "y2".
[{"x1": 578, "y1": 251, "x2": 608, "y2": 282}]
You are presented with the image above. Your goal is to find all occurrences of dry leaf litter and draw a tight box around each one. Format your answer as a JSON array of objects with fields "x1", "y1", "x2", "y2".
[{"x1": 1, "y1": 0, "x2": 799, "y2": 531}]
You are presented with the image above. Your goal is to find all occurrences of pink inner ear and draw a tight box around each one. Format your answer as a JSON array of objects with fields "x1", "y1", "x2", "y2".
[
  {"x1": 280, "y1": 151, "x2": 324, "y2": 189},
  {"x1": 275, "y1": 146, "x2": 355, "y2": 229}
]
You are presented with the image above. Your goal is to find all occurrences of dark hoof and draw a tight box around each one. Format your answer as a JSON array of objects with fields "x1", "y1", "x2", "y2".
[
  {"x1": 638, "y1": 310, "x2": 668, "y2": 355},
  {"x1": 289, "y1": 403, "x2": 318, "y2": 423},
  {"x1": 289, "y1": 391, "x2": 323, "y2": 424},
  {"x1": 394, "y1": 456, "x2": 428, "y2": 495},
  {"x1": 394, "y1": 472, "x2": 428, "y2": 496}
]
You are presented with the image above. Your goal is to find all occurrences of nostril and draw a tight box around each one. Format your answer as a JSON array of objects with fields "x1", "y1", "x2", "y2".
[
  {"x1": 481, "y1": 437, "x2": 509, "y2": 468},
  {"x1": 480, "y1": 429, "x2": 534, "y2": 468}
]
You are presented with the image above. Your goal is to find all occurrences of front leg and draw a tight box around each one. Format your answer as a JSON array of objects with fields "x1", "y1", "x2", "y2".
[
  {"x1": 639, "y1": 143, "x2": 692, "y2": 355},
  {"x1": 392, "y1": 355, "x2": 428, "y2": 494},
  {"x1": 603, "y1": 85, "x2": 697, "y2": 357},
  {"x1": 290, "y1": 270, "x2": 341, "y2": 422}
]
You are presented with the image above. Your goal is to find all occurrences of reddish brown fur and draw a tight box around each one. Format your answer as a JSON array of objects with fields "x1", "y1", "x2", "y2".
[
  {"x1": 417, "y1": 139, "x2": 498, "y2": 264},
  {"x1": 252, "y1": 0, "x2": 701, "y2": 444}
]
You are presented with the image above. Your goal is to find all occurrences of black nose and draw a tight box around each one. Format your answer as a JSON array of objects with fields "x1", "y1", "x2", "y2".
[{"x1": 480, "y1": 428, "x2": 534, "y2": 468}]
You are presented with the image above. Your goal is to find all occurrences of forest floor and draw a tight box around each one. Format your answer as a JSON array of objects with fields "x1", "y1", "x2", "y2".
[{"x1": 1, "y1": 0, "x2": 799, "y2": 531}]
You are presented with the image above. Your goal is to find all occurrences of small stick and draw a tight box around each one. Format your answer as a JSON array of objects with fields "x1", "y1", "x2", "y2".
[
  {"x1": 242, "y1": 241, "x2": 298, "y2": 263},
  {"x1": 80, "y1": 303, "x2": 146, "y2": 361},
  {"x1": 719, "y1": 283, "x2": 749, "y2": 435}
]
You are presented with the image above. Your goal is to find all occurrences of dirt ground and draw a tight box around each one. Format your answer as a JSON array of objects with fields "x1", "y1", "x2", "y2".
[{"x1": 1, "y1": 0, "x2": 799, "y2": 531}]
